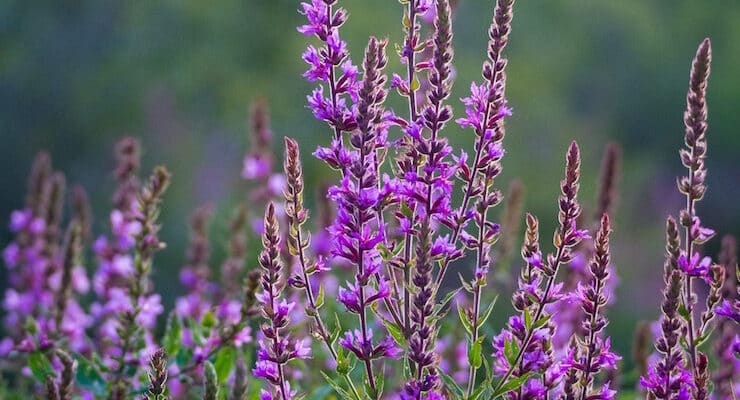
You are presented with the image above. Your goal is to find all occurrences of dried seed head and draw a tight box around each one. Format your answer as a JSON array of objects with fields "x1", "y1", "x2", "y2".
[
  {"x1": 26, "y1": 151, "x2": 52, "y2": 214},
  {"x1": 242, "y1": 269, "x2": 261, "y2": 318},
  {"x1": 71, "y1": 184, "x2": 92, "y2": 242},
  {"x1": 113, "y1": 137, "x2": 141, "y2": 210},
  {"x1": 595, "y1": 142, "x2": 621, "y2": 219},
  {"x1": 222, "y1": 205, "x2": 248, "y2": 296},
  {"x1": 55, "y1": 222, "x2": 82, "y2": 331},
  {"x1": 43, "y1": 172, "x2": 67, "y2": 255},
  {"x1": 115, "y1": 137, "x2": 141, "y2": 181},
  {"x1": 632, "y1": 321, "x2": 651, "y2": 377},
  {"x1": 187, "y1": 205, "x2": 213, "y2": 278},
  {"x1": 497, "y1": 179, "x2": 524, "y2": 268},
  {"x1": 521, "y1": 212, "x2": 540, "y2": 260},
  {"x1": 250, "y1": 98, "x2": 272, "y2": 152},
  {"x1": 718, "y1": 235, "x2": 737, "y2": 300}
]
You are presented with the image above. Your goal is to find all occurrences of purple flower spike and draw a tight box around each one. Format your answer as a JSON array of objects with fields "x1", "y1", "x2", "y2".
[{"x1": 253, "y1": 203, "x2": 308, "y2": 400}]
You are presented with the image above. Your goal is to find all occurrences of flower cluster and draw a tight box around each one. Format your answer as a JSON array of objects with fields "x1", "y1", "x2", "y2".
[
  {"x1": 490, "y1": 142, "x2": 593, "y2": 399},
  {"x1": 562, "y1": 214, "x2": 620, "y2": 399},
  {"x1": 550, "y1": 143, "x2": 621, "y2": 352},
  {"x1": 253, "y1": 203, "x2": 311, "y2": 400},
  {"x1": 640, "y1": 38, "x2": 737, "y2": 400},
  {"x1": 1, "y1": 153, "x2": 92, "y2": 357}
]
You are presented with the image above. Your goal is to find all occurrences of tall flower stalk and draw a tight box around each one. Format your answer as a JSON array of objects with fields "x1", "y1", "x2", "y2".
[
  {"x1": 393, "y1": 0, "x2": 429, "y2": 339},
  {"x1": 435, "y1": 0, "x2": 514, "y2": 289},
  {"x1": 713, "y1": 235, "x2": 739, "y2": 399},
  {"x1": 331, "y1": 37, "x2": 399, "y2": 398},
  {"x1": 491, "y1": 142, "x2": 588, "y2": 397},
  {"x1": 109, "y1": 166, "x2": 170, "y2": 400},
  {"x1": 299, "y1": 0, "x2": 358, "y2": 147},
  {"x1": 566, "y1": 214, "x2": 620, "y2": 399},
  {"x1": 284, "y1": 137, "x2": 360, "y2": 398},
  {"x1": 253, "y1": 203, "x2": 311, "y2": 400},
  {"x1": 676, "y1": 38, "x2": 714, "y2": 375}
]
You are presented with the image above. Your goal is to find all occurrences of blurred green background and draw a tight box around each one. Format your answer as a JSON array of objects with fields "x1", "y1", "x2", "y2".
[{"x1": 1, "y1": 0, "x2": 739, "y2": 374}]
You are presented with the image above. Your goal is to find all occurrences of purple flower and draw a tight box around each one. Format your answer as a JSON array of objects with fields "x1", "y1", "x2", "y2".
[
  {"x1": 715, "y1": 300, "x2": 739, "y2": 323},
  {"x1": 677, "y1": 252, "x2": 712, "y2": 281},
  {"x1": 242, "y1": 154, "x2": 272, "y2": 180},
  {"x1": 253, "y1": 204, "x2": 307, "y2": 398}
]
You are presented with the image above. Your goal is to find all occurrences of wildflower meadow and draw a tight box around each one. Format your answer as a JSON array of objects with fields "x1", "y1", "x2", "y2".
[{"x1": 0, "y1": 0, "x2": 738, "y2": 399}]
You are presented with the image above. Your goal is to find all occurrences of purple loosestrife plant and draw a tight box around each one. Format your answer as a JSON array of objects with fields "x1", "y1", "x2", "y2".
[
  {"x1": 390, "y1": 0, "x2": 433, "y2": 344},
  {"x1": 551, "y1": 142, "x2": 621, "y2": 352},
  {"x1": 436, "y1": 0, "x2": 514, "y2": 289},
  {"x1": 442, "y1": 2, "x2": 514, "y2": 390},
  {"x1": 300, "y1": 0, "x2": 359, "y2": 146},
  {"x1": 640, "y1": 266, "x2": 691, "y2": 400},
  {"x1": 562, "y1": 214, "x2": 620, "y2": 399},
  {"x1": 5, "y1": 2, "x2": 740, "y2": 400},
  {"x1": 490, "y1": 142, "x2": 590, "y2": 399},
  {"x1": 713, "y1": 235, "x2": 739, "y2": 399},
  {"x1": 331, "y1": 36, "x2": 399, "y2": 398},
  {"x1": 108, "y1": 166, "x2": 170, "y2": 400},
  {"x1": 254, "y1": 203, "x2": 311, "y2": 400},
  {"x1": 284, "y1": 136, "x2": 362, "y2": 398},
  {"x1": 641, "y1": 38, "x2": 729, "y2": 400}
]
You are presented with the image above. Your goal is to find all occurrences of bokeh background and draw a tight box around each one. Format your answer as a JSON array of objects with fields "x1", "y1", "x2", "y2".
[{"x1": 1, "y1": 0, "x2": 739, "y2": 378}]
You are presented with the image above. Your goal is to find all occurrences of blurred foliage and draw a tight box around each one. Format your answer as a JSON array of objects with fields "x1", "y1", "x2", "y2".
[{"x1": 1, "y1": 0, "x2": 739, "y2": 376}]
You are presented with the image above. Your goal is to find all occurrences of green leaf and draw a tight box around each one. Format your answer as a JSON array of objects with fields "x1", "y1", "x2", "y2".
[
  {"x1": 457, "y1": 304, "x2": 473, "y2": 335},
  {"x1": 437, "y1": 287, "x2": 461, "y2": 311},
  {"x1": 469, "y1": 382, "x2": 489, "y2": 400},
  {"x1": 316, "y1": 285, "x2": 325, "y2": 309},
  {"x1": 29, "y1": 352, "x2": 55, "y2": 383},
  {"x1": 677, "y1": 303, "x2": 691, "y2": 322},
  {"x1": 523, "y1": 308, "x2": 532, "y2": 330},
  {"x1": 694, "y1": 327, "x2": 714, "y2": 347},
  {"x1": 437, "y1": 369, "x2": 464, "y2": 399},
  {"x1": 491, "y1": 373, "x2": 532, "y2": 399},
  {"x1": 400, "y1": 201, "x2": 414, "y2": 220},
  {"x1": 330, "y1": 313, "x2": 342, "y2": 347},
  {"x1": 532, "y1": 314, "x2": 552, "y2": 330},
  {"x1": 459, "y1": 273, "x2": 474, "y2": 293},
  {"x1": 503, "y1": 338, "x2": 519, "y2": 366},
  {"x1": 410, "y1": 76, "x2": 420, "y2": 91},
  {"x1": 375, "y1": 363, "x2": 385, "y2": 397},
  {"x1": 478, "y1": 295, "x2": 499, "y2": 327},
  {"x1": 188, "y1": 317, "x2": 206, "y2": 346},
  {"x1": 163, "y1": 311, "x2": 182, "y2": 357},
  {"x1": 201, "y1": 310, "x2": 217, "y2": 330},
  {"x1": 379, "y1": 317, "x2": 406, "y2": 347},
  {"x1": 204, "y1": 361, "x2": 219, "y2": 399},
  {"x1": 214, "y1": 346, "x2": 237, "y2": 383},
  {"x1": 75, "y1": 355, "x2": 106, "y2": 396},
  {"x1": 321, "y1": 371, "x2": 354, "y2": 399},
  {"x1": 468, "y1": 339, "x2": 483, "y2": 369}
]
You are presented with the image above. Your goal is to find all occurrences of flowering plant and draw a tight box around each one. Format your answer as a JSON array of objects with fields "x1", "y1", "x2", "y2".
[{"x1": 1, "y1": 0, "x2": 738, "y2": 399}]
